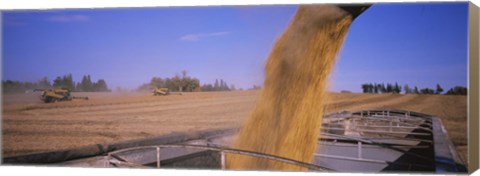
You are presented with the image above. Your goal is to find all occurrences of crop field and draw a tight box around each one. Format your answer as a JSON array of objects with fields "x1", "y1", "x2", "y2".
[{"x1": 1, "y1": 90, "x2": 468, "y2": 165}]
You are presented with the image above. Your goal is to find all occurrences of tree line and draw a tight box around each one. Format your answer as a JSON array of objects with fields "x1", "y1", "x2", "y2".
[
  {"x1": 2, "y1": 74, "x2": 110, "y2": 93},
  {"x1": 75, "y1": 75, "x2": 110, "y2": 92},
  {"x1": 201, "y1": 79, "x2": 235, "y2": 91},
  {"x1": 361, "y1": 82, "x2": 467, "y2": 95},
  {"x1": 138, "y1": 71, "x2": 200, "y2": 92},
  {"x1": 2, "y1": 77, "x2": 51, "y2": 93},
  {"x1": 138, "y1": 71, "x2": 236, "y2": 92}
]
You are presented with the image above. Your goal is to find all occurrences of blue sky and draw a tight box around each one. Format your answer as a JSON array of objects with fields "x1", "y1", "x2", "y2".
[{"x1": 2, "y1": 3, "x2": 468, "y2": 92}]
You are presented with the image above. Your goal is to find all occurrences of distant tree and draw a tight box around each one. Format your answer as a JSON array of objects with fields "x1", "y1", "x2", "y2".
[
  {"x1": 180, "y1": 70, "x2": 188, "y2": 91},
  {"x1": 250, "y1": 85, "x2": 261, "y2": 90},
  {"x1": 75, "y1": 82, "x2": 82, "y2": 91},
  {"x1": 37, "y1": 77, "x2": 51, "y2": 89},
  {"x1": 404, "y1": 84, "x2": 411, "y2": 94},
  {"x1": 2, "y1": 80, "x2": 24, "y2": 93},
  {"x1": 380, "y1": 83, "x2": 386, "y2": 93},
  {"x1": 53, "y1": 74, "x2": 74, "y2": 90},
  {"x1": 53, "y1": 76, "x2": 62, "y2": 88},
  {"x1": 138, "y1": 71, "x2": 201, "y2": 92},
  {"x1": 393, "y1": 82, "x2": 401, "y2": 94},
  {"x1": 94, "y1": 79, "x2": 110, "y2": 92},
  {"x1": 445, "y1": 86, "x2": 467, "y2": 95},
  {"x1": 214, "y1": 79, "x2": 219, "y2": 91},
  {"x1": 184, "y1": 78, "x2": 200, "y2": 92},
  {"x1": 201, "y1": 84, "x2": 214, "y2": 91},
  {"x1": 80, "y1": 75, "x2": 93, "y2": 91},
  {"x1": 436, "y1": 84, "x2": 444, "y2": 94},
  {"x1": 420, "y1": 88, "x2": 435, "y2": 94},
  {"x1": 361, "y1": 84, "x2": 369, "y2": 93},
  {"x1": 200, "y1": 78, "x2": 233, "y2": 92},
  {"x1": 164, "y1": 78, "x2": 174, "y2": 90},
  {"x1": 220, "y1": 79, "x2": 230, "y2": 91},
  {"x1": 150, "y1": 77, "x2": 165, "y2": 88},
  {"x1": 376, "y1": 84, "x2": 384, "y2": 93},
  {"x1": 171, "y1": 74, "x2": 182, "y2": 91},
  {"x1": 76, "y1": 75, "x2": 110, "y2": 92},
  {"x1": 386, "y1": 83, "x2": 393, "y2": 93},
  {"x1": 413, "y1": 86, "x2": 420, "y2": 94},
  {"x1": 220, "y1": 80, "x2": 224, "y2": 90},
  {"x1": 61, "y1": 74, "x2": 75, "y2": 90},
  {"x1": 68, "y1": 74, "x2": 75, "y2": 90}
]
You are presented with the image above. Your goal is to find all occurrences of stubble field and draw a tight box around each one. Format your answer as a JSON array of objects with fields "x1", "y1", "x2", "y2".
[{"x1": 1, "y1": 90, "x2": 468, "y2": 165}]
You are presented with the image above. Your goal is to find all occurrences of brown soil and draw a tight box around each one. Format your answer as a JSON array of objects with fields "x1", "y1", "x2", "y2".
[{"x1": 2, "y1": 91, "x2": 467, "y2": 167}]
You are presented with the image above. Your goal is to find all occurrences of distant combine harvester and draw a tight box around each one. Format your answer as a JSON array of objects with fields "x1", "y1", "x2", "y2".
[{"x1": 33, "y1": 88, "x2": 89, "y2": 103}]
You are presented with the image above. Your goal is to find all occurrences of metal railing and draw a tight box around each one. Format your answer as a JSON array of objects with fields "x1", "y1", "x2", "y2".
[{"x1": 105, "y1": 144, "x2": 334, "y2": 171}]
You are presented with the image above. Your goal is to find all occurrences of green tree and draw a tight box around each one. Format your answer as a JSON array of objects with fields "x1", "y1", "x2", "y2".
[
  {"x1": 436, "y1": 84, "x2": 444, "y2": 94},
  {"x1": 393, "y1": 82, "x2": 401, "y2": 94},
  {"x1": 201, "y1": 84, "x2": 214, "y2": 91},
  {"x1": 53, "y1": 76, "x2": 62, "y2": 88},
  {"x1": 377, "y1": 84, "x2": 383, "y2": 93},
  {"x1": 361, "y1": 84, "x2": 369, "y2": 93},
  {"x1": 80, "y1": 75, "x2": 93, "y2": 91},
  {"x1": 150, "y1": 77, "x2": 165, "y2": 88},
  {"x1": 420, "y1": 88, "x2": 435, "y2": 94},
  {"x1": 386, "y1": 83, "x2": 393, "y2": 93},
  {"x1": 64, "y1": 74, "x2": 75, "y2": 90},
  {"x1": 94, "y1": 79, "x2": 110, "y2": 92},
  {"x1": 445, "y1": 86, "x2": 467, "y2": 95},
  {"x1": 380, "y1": 83, "x2": 386, "y2": 93}
]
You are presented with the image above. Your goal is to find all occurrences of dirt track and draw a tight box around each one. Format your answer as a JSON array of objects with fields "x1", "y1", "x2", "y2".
[{"x1": 1, "y1": 90, "x2": 467, "y2": 164}]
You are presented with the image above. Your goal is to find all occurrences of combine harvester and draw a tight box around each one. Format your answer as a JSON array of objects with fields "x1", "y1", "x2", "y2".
[
  {"x1": 152, "y1": 87, "x2": 183, "y2": 96},
  {"x1": 33, "y1": 88, "x2": 89, "y2": 103},
  {"x1": 153, "y1": 88, "x2": 170, "y2": 96},
  {"x1": 3, "y1": 109, "x2": 467, "y2": 173}
]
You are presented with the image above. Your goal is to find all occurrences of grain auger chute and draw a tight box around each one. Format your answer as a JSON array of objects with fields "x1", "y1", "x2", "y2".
[{"x1": 33, "y1": 88, "x2": 89, "y2": 103}]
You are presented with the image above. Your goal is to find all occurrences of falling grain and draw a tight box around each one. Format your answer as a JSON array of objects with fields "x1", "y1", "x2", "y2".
[{"x1": 227, "y1": 5, "x2": 353, "y2": 171}]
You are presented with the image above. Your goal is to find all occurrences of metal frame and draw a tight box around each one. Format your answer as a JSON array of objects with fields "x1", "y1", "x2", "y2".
[
  {"x1": 322, "y1": 109, "x2": 433, "y2": 138},
  {"x1": 105, "y1": 144, "x2": 334, "y2": 171},
  {"x1": 99, "y1": 109, "x2": 460, "y2": 172},
  {"x1": 316, "y1": 109, "x2": 437, "y2": 171}
]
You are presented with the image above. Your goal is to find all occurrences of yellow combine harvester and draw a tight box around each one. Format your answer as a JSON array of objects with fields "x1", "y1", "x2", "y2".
[
  {"x1": 33, "y1": 88, "x2": 89, "y2": 103},
  {"x1": 153, "y1": 87, "x2": 170, "y2": 96}
]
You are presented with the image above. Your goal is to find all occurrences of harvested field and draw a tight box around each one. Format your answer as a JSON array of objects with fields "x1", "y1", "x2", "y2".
[{"x1": 1, "y1": 91, "x2": 468, "y2": 165}]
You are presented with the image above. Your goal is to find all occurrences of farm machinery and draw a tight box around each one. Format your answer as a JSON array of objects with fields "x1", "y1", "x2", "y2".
[
  {"x1": 153, "y1": 87, "x2": 170, "y2": 96},
  {"x1": 33, "y1": 88, "x2": 89, "y2": 103}
]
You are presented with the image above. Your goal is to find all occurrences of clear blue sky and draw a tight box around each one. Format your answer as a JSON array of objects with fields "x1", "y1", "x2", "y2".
[{"x1": 2, "y1": 3, "x2": 468, "y2": 92}]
